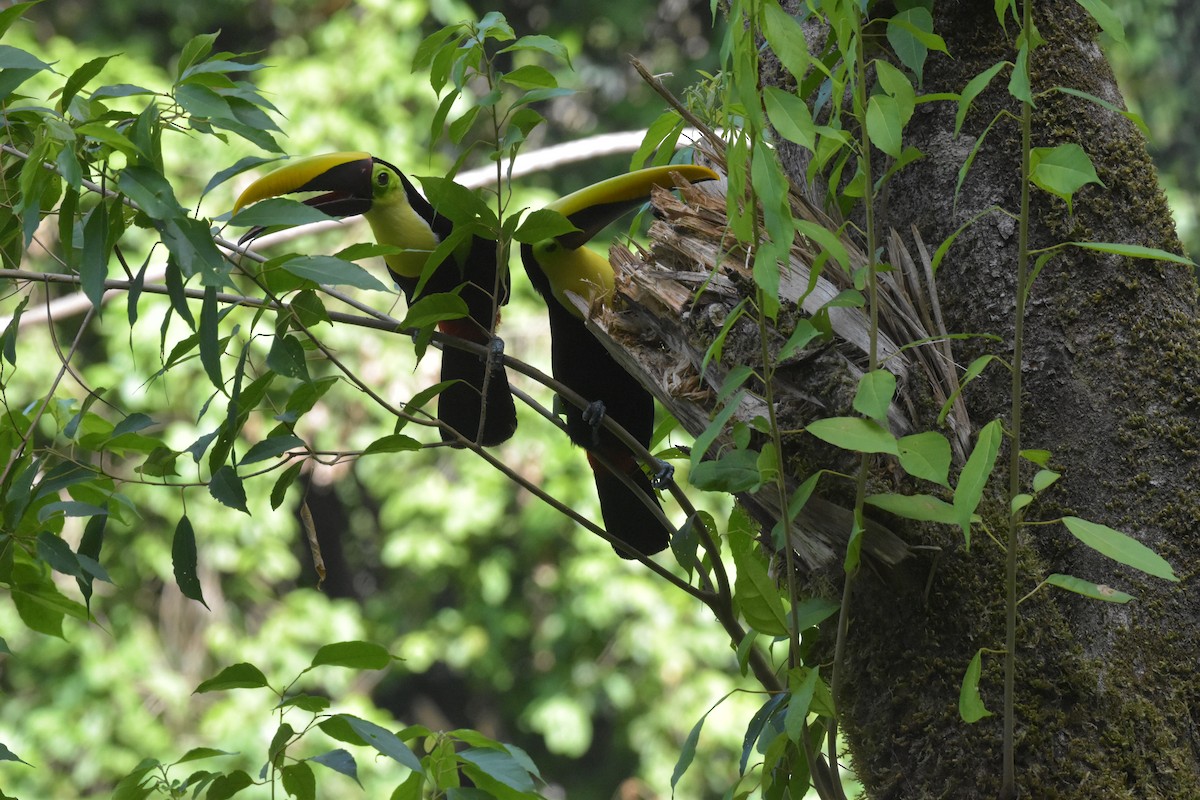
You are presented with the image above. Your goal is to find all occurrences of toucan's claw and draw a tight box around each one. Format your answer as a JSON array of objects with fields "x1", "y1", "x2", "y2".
[
  {"x1": 580, "y1": 402, "x2": 604, "y2": 434},
  {"x1": 650, "y1": 458, "x2": 675, "y2": 490},
  {"x1": 486, "y1": 336, "x2": 505, "y2": 368}
]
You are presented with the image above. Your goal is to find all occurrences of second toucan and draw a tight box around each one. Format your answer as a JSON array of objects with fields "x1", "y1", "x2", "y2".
[
  {"x1": 233, "y1": 152, "x2": 517, "y2": 447},
  {"x1": 521, "y1": 164, "x2": 718, "y2": 558}
]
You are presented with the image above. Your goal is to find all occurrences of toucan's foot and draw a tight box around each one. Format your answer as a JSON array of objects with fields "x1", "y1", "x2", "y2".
[
  {"x1": 485, "y1": 336, "x2": 505, "y2": 373},
  {"x1": 583, "y1": 400, "x2": 606, "y2": 446},
  {"x1": 650, "y1": 458, "x2": 675, "y2": 489}
]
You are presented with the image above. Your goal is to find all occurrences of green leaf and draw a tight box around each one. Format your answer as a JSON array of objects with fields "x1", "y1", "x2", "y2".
[
  {"x1": 853, "y1": 370, "x2": 896, "y2": 423},
  {"x1": 271, "y1": 462, "x2": 303, "y2": 510},
  {"x1": 887, "y1": 8, "x2": 944, "y2": 79},
  {"x1": 177, "y1": 747, "x2": 235, "y2": 763},
  {"x1": 1046, "y1": 573, "x2": 1133, "y2": 604},
  {"x1": 795, "y1": 218, "x2": 851, "y2": 272},
  {"x1": 955, "y1": 61, "x2": 1007, "y2": 136},
  {"x1": 281, "y1": 762, "x2": 316, "y2": 800},
  {"x1": 1062, "y1": 517, "x2": 1178, "y2": 582},
  {"x1": 266, "y1": 334, "x2": 311, "y2": 381},
  {"x1": 1065, "y1": 240, "x2": 1194, "y2": 266},
  {"x1": 730, "y1": 529, "x2": 790, "y2": 637},
  {"x1": 399, "y1": 292, "x2": 469, "y2": 330},
  {"x1": 172, "y1": 515, "x2": 208, "y2": 608},
  {"x1": 1053, "y1": 86, "x2": 1147, "y2": 136},
  {"x1": 228, "y1": 197, "x2": 333, "y2": 229},
  {"x1": 671, "y1": 706, "x2": 712, "y2": 792},
  {"x1": 279, "y1": 256, "x2": 389, "y2": 291},
  {"x1": 1029, "y1": 144, "x2": 1103, "y2": 213},
  {"x1": 1075, "y1": 0, "x2": 1124, "y2": 42},
  {"x1": 118, "y1": 166, "x2": 184, "y2": 219},
  {"x1": 36, "y1": 531, "x2": 83, "y2": 579},
  {"x1": 0, "y1": 742, "x2": 31, "y2": 766},
  {"x1": 241, "y1": 434, "x2": 304, "y2": 466},
  {"x1": 953, "y1": 419, "x2": 1003, "y2": 545},
  {"x1": 760, "y1": 1, "x2": 810, "y2": 81},
  {"x1": 783, "y1": 667, "x2": 820, "y2": 743},
  {"x1": 897, "y1": 431, "x2": 952, "y2": 487},
  {"x1": 0, "y1": 3, "x2": 42, "y2": 39},
  {"x1": 362, "y1": 435, "x2": 422, "y2": 456},
  {"x1": 176, "y1": 32, "x2": 217, "y2": 80},
  {"x1": 0, "y1": 44, "x2": 52, "y2": 72},
  {"x1": 499, "y1": 34, "x2": 572, "y2": 68},
  {"x1": 805, "y1": 416, "x2": 899, "y2": 455},
  {"x1": 311, "y1": 749, "x2": 361, "y2": 786},
  {"x1": 310, "y1": 641, "x2": 391, "y2": 670},
  {"x1": 689, "y1": 448, "x2": 763, "y2": 493},
  {"x1": 198, "y1": 286, "x2": 224, "y2": 391},
  {"x1": 1032, "y1": 469, "x2": 1060, "y2": 493},
  {"x1": 342, "y1": 716, "x2": 424, "y2": 773},
  {"x1": 1008, "y1": 42, "x2": 1032, "y2": 105},
  {"x1": 195, "y1": 662, "x2": 269, "y2": 693},
  {"x1": 500, "y1": 64, "x2": 558, "y2": 90},
  {"x1": 513, "y1": 208, "x2": 578, "y2": 244},
  {"x1": 778, "y1": 319, "x2": 821, "y2": 362},
  {"x1": 866, "y1": 94, "x2": 904, "y2": 158},
  {"x1": 206, "y1": 770, "x2": 253, "y2": 800},
  {"x1": 959, "y1": 649, "x2": 992, "y2": 723},
  {"x1": 60, "y1": 54, "x2": 115, "y2": 112},
  {"x1": 209, "y1": 466, "x2": 249, "y2": 514},
  {"x1": 764, "y1": 87, "x2": 815, "y2": 152},
  {"x1": 866, "y1": 491, "x2": 958, "y2": 524}
]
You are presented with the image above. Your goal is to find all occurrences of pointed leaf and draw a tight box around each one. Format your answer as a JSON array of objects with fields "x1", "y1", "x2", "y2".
[
  {"x1": 279, "y1": 256, "x2": 389, "y2": 291},
  {"x1": 1062, "y1": 517, "x2": 1178, "y2": 582},
  {"x1": 310, "y1": 641, "x2": 391, "y2": 670},
  {"x1": 853, "y1": 370, "x2": 896, "y2": 423},
  {"x1": 806, "y1": 416, "x2": 899, "y2": 455},
  {"x1": 959, "y1": 649, "x2": 992, "y2": 723},
  {"x1": 311, "y1": 749, "x2": 361, "y2": 786},
  {"x1": 1046, "y1": 572, "x2": 1133, "y2": 603},
  {"x1": 209, "y1": 466, "x2": 249, "y2": 513},
  {"x1": 195, "y1": 662, "x2": 269, "y2": 693},
  {"x1": 172, "y1": 515, "x2": 208, "y2": 607},
  {"x1": 342, "y1": 716, "x2": 423, "y2": 773}
]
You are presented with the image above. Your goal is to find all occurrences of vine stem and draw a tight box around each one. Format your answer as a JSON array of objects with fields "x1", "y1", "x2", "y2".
[
  {"x1": 1001, "y1": 1, "x2": 1034, "y2": 797},
  {"x1": 827, "y1": 12, "x2": 879, "y2": 799}
]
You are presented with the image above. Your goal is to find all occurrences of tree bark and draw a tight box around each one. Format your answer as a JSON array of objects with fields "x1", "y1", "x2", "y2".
[{"x1": 602, "y1": 1, "x2": 1199, "y2": 796}]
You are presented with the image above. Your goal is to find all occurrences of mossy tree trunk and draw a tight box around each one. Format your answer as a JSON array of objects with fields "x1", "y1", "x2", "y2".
[
  {"x1": 827, "y1": 4, "x2": 1198, "y2": 795},
  {"x1": 611, "y1": 1, "x2": 1199, "y2": 796}
]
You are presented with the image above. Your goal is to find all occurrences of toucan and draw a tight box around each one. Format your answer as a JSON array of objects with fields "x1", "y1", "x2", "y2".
[
  {"x1": 521, "y1": 164, "x2": 719, "y2": 558},
  {"x1": 232, "y1": 152, "x2": 517, "y2": 447}
]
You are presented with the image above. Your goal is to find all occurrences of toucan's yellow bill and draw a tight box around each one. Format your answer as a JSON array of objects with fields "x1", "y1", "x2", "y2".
[
  {"x1": 232, "y1": 151, "x2": 373, "y2": 213},
  {"x1": 544, "y1": 164, "x2": 719, "y2": 247}
]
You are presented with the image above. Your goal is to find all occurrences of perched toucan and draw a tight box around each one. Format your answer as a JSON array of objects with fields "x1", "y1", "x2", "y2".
[
  {"x1": 233, "y1": 152, "x2": 517, "y2": 447},
  {"x1": 521, "y1": 164, "x2": 719, "y2": 558}
]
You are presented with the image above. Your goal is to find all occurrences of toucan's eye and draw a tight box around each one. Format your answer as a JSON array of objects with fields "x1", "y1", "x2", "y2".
[{"x1": 376, "y1": 171, "x2": 390, "y2": 187}]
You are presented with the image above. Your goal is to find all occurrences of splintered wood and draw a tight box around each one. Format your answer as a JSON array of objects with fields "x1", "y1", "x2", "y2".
[{"x1": 582, "y1": 172, "x2": 965, "y2": 570}]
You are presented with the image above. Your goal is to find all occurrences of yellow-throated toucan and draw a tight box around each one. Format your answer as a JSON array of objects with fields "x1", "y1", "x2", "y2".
[
  {"x1": 233, "y1": 152, "x2": 517, "y2": 447},
  {"x1": 521, "y1": 164, "x2": 718, "y2": 558}
]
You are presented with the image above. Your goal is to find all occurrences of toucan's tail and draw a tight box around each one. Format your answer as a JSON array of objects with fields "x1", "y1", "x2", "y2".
[
  {"x1": 588, "y1": 451, "x2": 670, "y2": 558},
  {"x1": 438, "y1": 344, "x2": 517, "y2": 447}
]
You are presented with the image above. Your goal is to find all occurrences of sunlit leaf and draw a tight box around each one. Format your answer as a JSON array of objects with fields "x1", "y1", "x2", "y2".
[
  {"x1": 1062, "y1": 517, "x2": 1178, "y2": 582},
  {"x1": 310, "y1": 642, "x2": 391, "y2": 670},
  {"x1": 806, "y1": 416, "x2": 899, "y2": 455},
  {"x1": 959, "y1": 649, "x2": 992, "y2": 723},
  {"x1": 1046, "y1": 573, "x2": 1133, "y2": 603},
  {"x1": 195, "y1": 662, "x2": 270, "y2": 693}
]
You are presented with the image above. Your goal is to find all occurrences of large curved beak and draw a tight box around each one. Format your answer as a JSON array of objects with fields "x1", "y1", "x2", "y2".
[
  {"x1": 545, "y1": 164, "x2": 719, "y2": 249},
  {"x1": 232, "y1": 152, "x2": 377, "y2": 242}
]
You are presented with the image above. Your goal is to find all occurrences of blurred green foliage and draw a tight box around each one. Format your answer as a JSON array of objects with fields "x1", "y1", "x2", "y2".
[{"x1": 0, "y1": 1, "x2": 754, "y2": 798}]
